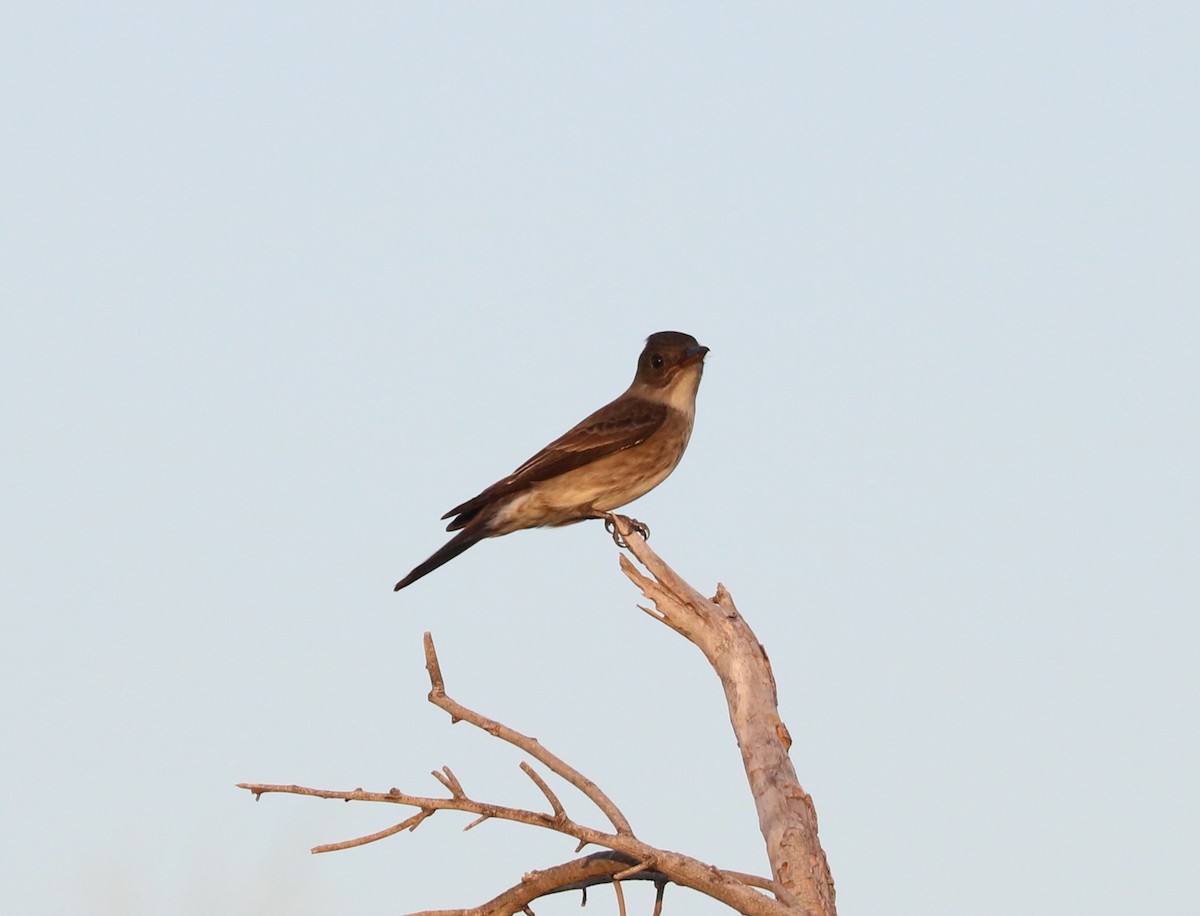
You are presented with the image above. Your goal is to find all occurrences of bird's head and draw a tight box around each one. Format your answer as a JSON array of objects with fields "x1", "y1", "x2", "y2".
[{"x1": 631, "y1": 331, "x2": 709, "y2": 407}]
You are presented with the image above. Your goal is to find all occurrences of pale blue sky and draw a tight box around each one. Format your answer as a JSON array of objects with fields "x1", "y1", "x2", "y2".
[{"x1": 2, "y1": 5, "x2": 1197, "y2": 915}]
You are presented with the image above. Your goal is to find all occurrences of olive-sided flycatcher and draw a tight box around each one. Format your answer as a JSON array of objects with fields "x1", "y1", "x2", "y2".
[{"x1": 394, "y1": 331, "x2": 708, "y2": 591}]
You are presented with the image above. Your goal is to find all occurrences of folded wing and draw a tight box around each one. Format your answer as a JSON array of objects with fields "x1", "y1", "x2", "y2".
[{"x1": 442, "y1": 396, "x2": 667, "y2": 531}]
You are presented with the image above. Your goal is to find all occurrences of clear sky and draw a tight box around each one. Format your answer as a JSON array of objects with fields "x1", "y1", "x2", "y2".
[{"x1": 2, "y1": 5, "x2": 1197, "y2": 915}]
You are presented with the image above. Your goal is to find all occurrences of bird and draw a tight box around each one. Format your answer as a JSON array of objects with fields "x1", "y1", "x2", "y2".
[{"x1": 393, "y1": 331, "x2": 709, "y2": 591}]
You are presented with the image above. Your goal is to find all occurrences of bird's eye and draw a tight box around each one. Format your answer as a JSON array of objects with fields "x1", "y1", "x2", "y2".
[{"x1": 650, "y1": 354, "x2": 664, "y2": 370}]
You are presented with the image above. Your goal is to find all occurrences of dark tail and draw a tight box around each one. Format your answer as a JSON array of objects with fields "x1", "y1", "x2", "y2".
[{"x1": 394, "y1": 526, "x2": 488, "y2": 591}]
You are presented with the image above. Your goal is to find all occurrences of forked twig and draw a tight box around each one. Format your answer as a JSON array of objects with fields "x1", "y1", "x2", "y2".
[{"x1": 520, "y1": 761, "x2": 567, "y2": 820}]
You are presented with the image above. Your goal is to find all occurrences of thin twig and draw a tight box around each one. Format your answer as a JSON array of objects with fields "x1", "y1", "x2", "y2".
[
  {"x1": 613, "y1": 878, "x2": 627, "y2": 916},
  {"x1": 613, "y1": 860, "x2": 652, "y2": 881},
  {"x1": 423, "y1": 632, "x2": 633, "y2": 836},
  {"x1": 721, "y1": 869, "x2": 786, "y2": 897},
  {"x1": 313, "y1": 809, "x2": 433, "y2": 853},
  {"x1": 520, "y1": 761, "x2": 566, "y2": 820}
]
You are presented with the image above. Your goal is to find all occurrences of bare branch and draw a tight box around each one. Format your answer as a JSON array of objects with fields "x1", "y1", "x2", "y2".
[
  {"x1": 241, "y1": 779, "x2": 793, "y2": 915},
  {"x1": 242, "y1": 578, "x2": 820, "y2": 916},
  {"x1": 423, "y1": 632, "x2": 633, "y2": 836},
  {"x1": 611, "y1": 515, "x2": 837, "y2": 916},
  {"x1": 236, "y1": 782, "x2": 563, "y2": 836},
  {"x1": 404, "y1": 853, "x2": 665, "y2": 916},
  {"x1": 241, "y1": 723, "x2": 794, "y2": 914}
]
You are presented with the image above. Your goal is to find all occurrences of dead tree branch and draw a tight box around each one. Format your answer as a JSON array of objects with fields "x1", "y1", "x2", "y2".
[
  {"x1": 610, "y1": 515, "x2": 836, "y2": 916},
  {"x1": 406, "y1": 851, "x2": 665, "y2": 916},
  {"x1": 240, "y1": 630, "x2": 791, "y2": 916},
  {"x1": 240, "y1": 519, "x2": 834, "y2": 915}
]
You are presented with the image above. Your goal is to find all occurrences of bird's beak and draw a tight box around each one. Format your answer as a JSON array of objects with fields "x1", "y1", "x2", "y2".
[{"x1": 680, "y1": 345, "x2": 709, "y2": 368}]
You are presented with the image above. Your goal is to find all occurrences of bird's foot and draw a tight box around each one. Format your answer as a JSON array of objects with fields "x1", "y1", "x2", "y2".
[{"x1": 603, "y1": 513, "x2": 650, "y2": 547}]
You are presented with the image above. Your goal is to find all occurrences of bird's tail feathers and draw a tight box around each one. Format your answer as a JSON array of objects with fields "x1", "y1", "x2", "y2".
[{"x1": 393, "y1": 526, "x2": 488, "y2": 591}]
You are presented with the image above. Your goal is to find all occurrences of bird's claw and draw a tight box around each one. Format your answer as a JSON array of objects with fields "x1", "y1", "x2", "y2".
[
  {"x1": 628, "y1": 517, "x2": 650, "y2": 540},
  {"x1": 604, "y1": 514, "x2": 650, "y2": 548},
  {"x1": 602, "y1": 515, "x2": 623, "y2": 546}
]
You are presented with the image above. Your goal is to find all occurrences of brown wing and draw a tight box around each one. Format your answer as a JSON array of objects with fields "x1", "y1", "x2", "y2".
[{"x1": 442, "y1": 395, "x2": 668, "y2": 530}]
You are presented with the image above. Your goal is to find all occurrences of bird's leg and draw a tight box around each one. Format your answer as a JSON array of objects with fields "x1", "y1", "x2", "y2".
[
  {"x1": 602, "y1": 513, "x2": 627, "y2": 547},
  {"x1": 600, "y1": 512, "x2": 650, "y2": 547}
]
